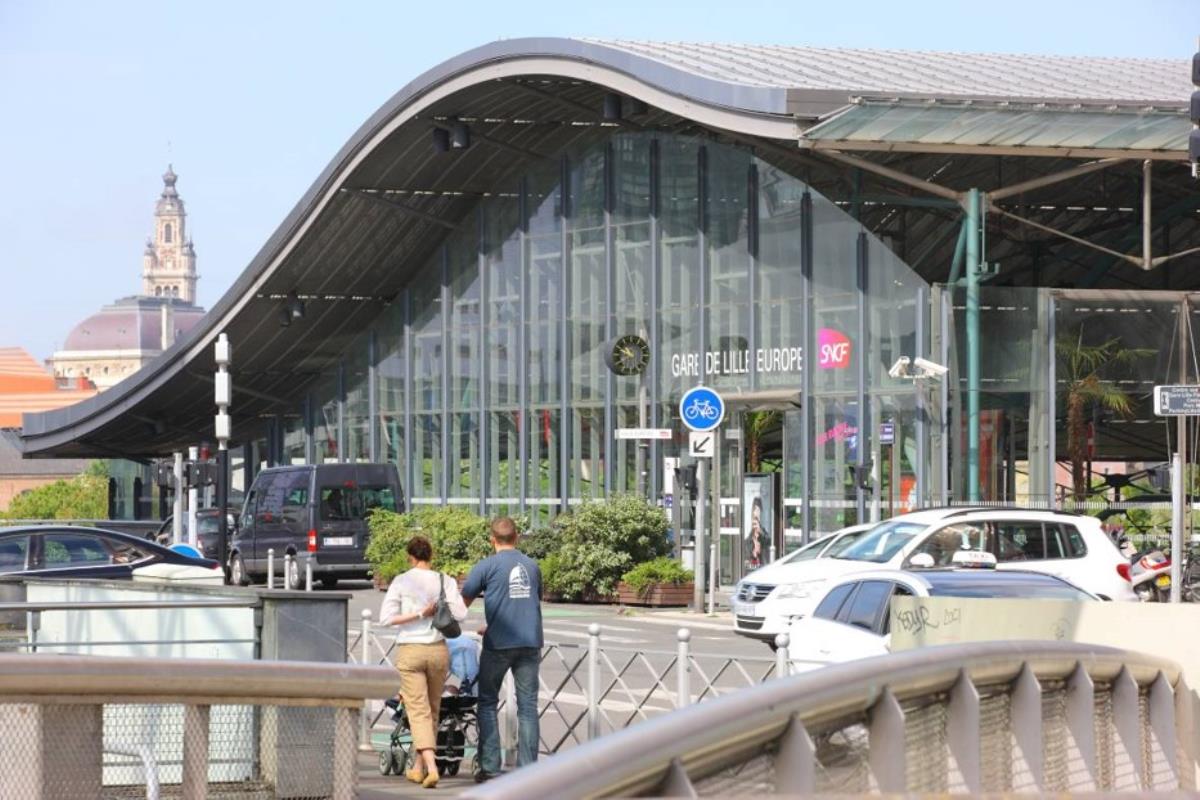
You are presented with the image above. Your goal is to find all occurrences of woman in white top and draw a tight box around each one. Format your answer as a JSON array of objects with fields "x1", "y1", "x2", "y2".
[{"x1": 379, "y1": 535, "x2": 468, "y2": 788}]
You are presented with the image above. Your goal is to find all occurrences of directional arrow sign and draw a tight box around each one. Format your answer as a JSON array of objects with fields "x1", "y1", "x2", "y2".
[{"x1": 689, "y1": 431, "x2": 714, "y2": 458}]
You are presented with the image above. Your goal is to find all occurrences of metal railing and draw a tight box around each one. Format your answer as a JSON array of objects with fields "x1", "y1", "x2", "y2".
[
  {"x1": 350, "y1": 612, "x2": 791, "y2": 760},
  {"x1": 0, "y1": 653, "x2": 396, "y2": 799},
  {"x1": 463, "y1": 640, "x2": 1195, "y2": 798}
]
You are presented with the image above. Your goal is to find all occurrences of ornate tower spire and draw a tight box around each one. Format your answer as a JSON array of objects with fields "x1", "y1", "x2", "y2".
[{"x1": 141, "y1": 165, "x2": 198, "y2": 303}]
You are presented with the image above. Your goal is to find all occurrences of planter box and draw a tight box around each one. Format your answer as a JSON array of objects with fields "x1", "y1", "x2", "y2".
[{"x1": 616, "y1": 581, "x2": 694, "y2": 607}]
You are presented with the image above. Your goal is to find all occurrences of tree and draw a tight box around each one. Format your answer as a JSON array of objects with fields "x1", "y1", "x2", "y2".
[
  {"x1": 743, "y1": 410, "x2": 781, "y2": 473},
  {"x1": 1056, "y1": 330, "x2": 1152, "y2": 501},
  {"x1": 4, "y1": 468, "x2": 108, "y2": 520}
]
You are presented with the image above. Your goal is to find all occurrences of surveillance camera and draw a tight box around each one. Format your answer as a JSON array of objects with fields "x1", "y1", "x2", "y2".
[
  {"x1": 887, "y1": 357, "x2": 911, "y2": 379},
  {"x1": 912, "y1": 357, "x2": 949, "y2": 377}
]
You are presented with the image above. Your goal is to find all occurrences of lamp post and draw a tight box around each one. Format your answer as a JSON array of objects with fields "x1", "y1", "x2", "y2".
[{"x1": 214, "y1": 334, "x2": 232, "y2": 575}]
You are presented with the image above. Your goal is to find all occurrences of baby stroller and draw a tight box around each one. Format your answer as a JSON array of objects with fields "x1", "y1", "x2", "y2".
[{"x1": 377, "y1": 677, "x2": 480, "y2": 778}]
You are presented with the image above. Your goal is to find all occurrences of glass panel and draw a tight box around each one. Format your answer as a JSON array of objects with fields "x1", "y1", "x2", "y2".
[
  {"x1": 411, "y1": 253, "x2": 443, "y2": 501},
  {"x1": 311, "y1": 373, "x2": 339, "y2": 464},
  {"x1": 377, "y1": 303, "x2": 406, "y2": 483},
  {"x1": 485, "y1": 192, "x2": 523, "y2": 506},
  {"x1": 448, "y1": 227, "x2": 481, "y2": 499},
  {"x1": 344, "y1": 335, "x2": 370, "y2": 463}
]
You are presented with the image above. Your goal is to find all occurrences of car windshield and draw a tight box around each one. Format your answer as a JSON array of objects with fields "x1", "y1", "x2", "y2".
[
  {"x1": 835, "y1": 521, "x2": 928, "y2": 563},
  {"x1": 319, "y1": 486, "x2": 398, "y2": 521},
  {"x1": 823, "y1": 529, "x2": 870, "y2": 557},
  {"x1": 778, "y1": 535, "x2": 833, "y2": 564}
]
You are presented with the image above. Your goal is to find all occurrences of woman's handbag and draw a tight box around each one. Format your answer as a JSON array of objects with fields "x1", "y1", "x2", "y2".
[{"x1": 432, "y1": 572, "x2": 462, "y2": 639}]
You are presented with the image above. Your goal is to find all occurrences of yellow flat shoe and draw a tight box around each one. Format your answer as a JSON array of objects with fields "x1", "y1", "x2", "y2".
[
  {"x1": 422, "y1": 772, "x2": 440, "y2": 789},
  {"x1": 405, "y1": 768, "x2": 426, "y2": 783}
]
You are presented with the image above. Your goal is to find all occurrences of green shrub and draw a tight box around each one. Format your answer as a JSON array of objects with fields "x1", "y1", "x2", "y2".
[
  {"x1": 366, "y1": 506, "x2": 525, "y2": 578},
  {"x1": 621, "y1": 557, "x2": 694, "y2": 593},
  {"x1": 3, "y1": 471, "x2": 107, "y2": 520},
  {"x1": 548, "y1": 495, "x2": 670, "y2": 599},
  {"x1": 519, "y1": 526, "x2": 563, "y2": 560}
]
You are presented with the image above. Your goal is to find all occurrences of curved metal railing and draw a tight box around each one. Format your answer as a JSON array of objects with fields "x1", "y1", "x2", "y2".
[{"x1": 463, "y1": 640, "x2": 1195, "y2": 798}]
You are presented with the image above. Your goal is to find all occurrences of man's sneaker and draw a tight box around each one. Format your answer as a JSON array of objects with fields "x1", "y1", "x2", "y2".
[{"x1": 474, "y1": 770, "x2": 500, "y2": 784}]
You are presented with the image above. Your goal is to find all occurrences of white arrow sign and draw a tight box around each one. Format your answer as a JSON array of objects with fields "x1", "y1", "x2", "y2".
[{"x1": 689, "y1": 431, "x2": 714, "y2": 458}]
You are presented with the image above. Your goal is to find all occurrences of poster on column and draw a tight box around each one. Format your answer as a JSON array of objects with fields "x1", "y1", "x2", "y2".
[{"x1": 742, "y1": 473, "x2": 777, "y2": 574}]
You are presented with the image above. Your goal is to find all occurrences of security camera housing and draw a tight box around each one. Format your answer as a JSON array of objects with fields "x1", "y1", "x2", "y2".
[
  {"x1": 913, "y1": 357, "x2": 949, "y2": 377},
  {"x1": 887, "y1": 356, "x2": 911, "y2": 379}
]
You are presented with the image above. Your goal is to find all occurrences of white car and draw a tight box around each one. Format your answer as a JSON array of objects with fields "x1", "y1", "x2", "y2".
[
  {"x1": 787, "y1": 564, "x2": 1096, "y2": 671},
  {"x1": 731, "y1": 523, "x2": 876, "y2": 643},
  {"x1": 733, "y1": 508, "x2": 1136, "y2": 645}
]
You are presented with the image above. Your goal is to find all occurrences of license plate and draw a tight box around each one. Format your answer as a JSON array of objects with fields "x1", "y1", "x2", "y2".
[
  {"x1": 1156, "y1": 574, "x2": 1171, "y2": 588},
  {"x1": 734, "y1": 601, "x2": 759, "y2": 618},
  {"x1": 323, "y1": 536, "x2": 354, "y2": 547}
]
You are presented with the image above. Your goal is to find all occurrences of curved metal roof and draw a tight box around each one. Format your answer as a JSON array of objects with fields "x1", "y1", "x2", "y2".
[{"x1": 17, "y1": 38, "x2": 1197, "y2": 458}]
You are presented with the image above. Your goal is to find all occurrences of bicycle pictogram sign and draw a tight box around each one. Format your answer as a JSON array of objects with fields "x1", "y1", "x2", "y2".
[{"x1": 679, "y1": 386, "x2": 725, "y2": 432}]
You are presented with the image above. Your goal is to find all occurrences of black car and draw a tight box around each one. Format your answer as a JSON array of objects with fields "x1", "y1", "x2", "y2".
[
  {"x1": 0, "y1": 525, "x2": 223, "y2": 583},
  {"x1": 154, "y1": 509, "x2": 238, "y2": 561},
  {"x1": 231, "y1": 462, "x2": 404, "y2": 589}
]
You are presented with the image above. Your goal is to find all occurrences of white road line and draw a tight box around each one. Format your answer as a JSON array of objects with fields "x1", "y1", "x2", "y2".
[
  {"x1": 543, "y1": 627, "x2": 648, "y2": 645},
  {"x1": 549, "y1": 621, "x2": 643, "y2": 633},
  {"x1": 614, "y1": 616, "x2": 732, "y2": 632}
]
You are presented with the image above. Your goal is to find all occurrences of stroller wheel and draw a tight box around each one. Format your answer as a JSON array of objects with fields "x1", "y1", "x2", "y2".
[
  {"x1": 378, "y1": 750, "x2": 395, "y2": 776},
  {"x1": 445, "y1": 762, "x2": 460, "y2": 777}
]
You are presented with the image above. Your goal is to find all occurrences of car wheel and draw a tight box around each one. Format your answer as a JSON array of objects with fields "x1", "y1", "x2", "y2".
[
  {"x1": 285, "y1": 556, "x2": 302, "y2": 590},
  {"x1": 318, "y1": 577, "x2": 338, "y2": 590},
  {"x1": 230, "y1": 553, "x2": 250, "y2": 587}
]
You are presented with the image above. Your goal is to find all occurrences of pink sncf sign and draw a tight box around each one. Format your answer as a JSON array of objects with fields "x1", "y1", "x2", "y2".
[{"x1": 817, "y1": 328, "x2": 852, "y2": 369}]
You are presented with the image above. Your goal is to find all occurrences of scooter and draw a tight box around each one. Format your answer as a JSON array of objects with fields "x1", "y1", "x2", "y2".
[{"x1": 1127, "y1": 546, "x2": 1171, "y2": 602}]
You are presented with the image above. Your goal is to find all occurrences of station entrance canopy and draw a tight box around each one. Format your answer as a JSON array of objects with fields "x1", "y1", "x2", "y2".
[{"x1": 17, "y1": 39, "x2": 1198, "y2": 522}]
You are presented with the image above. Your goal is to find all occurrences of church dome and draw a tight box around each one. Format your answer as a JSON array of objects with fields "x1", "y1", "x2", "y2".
[{"x1": 62, "y1": 298, "x2": 205, "y2": 352}]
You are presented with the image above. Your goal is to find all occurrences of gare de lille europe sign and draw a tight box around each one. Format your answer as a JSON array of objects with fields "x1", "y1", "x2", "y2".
[{"x1": 670, "y1": 346, "x2": 804, "y2": 378}]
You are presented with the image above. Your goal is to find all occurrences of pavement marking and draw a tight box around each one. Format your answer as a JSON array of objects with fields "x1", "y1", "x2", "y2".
[
  {"x1": 548, "y1": 620, "x2": 644, "y2": 634},
  {"x1": 543, "y1": 626, "x2": 648, "y2": 645},
  {"x1": 613, "y1": 615, "x2": 732, "y2": 632}
]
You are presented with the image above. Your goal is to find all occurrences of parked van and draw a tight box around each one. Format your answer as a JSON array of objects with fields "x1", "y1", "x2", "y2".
[{"x1": 229, "y1": 463, "x2": 404, "y2": 589}]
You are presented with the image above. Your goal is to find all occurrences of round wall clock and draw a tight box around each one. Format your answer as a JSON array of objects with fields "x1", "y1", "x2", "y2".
[{"x1": 605, "y1": 334, "x2": 650, "y2": 376}]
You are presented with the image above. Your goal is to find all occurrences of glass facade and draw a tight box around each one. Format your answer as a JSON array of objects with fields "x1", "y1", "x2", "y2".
[{"x1": 251, "y1": 131, "x2": 934, "y2": 582}]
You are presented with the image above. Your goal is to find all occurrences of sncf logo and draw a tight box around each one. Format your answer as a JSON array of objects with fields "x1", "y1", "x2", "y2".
[{"x1": 817, "y1": 328, "x2": 852, "y2": 369}]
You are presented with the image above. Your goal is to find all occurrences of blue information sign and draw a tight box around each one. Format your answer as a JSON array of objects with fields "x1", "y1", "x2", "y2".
[{"x1": 679, "y1": 386, "x2": 725, "y2": 432}]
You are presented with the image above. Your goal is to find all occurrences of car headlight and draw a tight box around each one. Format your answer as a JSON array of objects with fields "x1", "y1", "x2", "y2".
[{"x1": 773, "y1": 582, "x2": 817, "y2": 600}]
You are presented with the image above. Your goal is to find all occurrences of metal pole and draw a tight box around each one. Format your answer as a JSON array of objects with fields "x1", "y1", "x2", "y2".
[
  {"x1": 693, "y1": 459, "x2": 707, "y2": 614},
  {"x1": 502, "y1": 673, "x2": 517, "y2": 768},
  {"x1": 214, "y1": 333, "x2": 232, "y2": 571},
  {"x1": 284, "y1": 553, "x2": 294, "y2": 590},
  {"x1": 359, "y1": 609, "x2": 374, "y2": 751},
  {"x1": 266, "y1": 549, "x2": 275, "y2": 590},
  {"x1": 587, "y1": 623, "x2": 601, "y2": 740},
  {"x1": 774, "y1": 632, "x2": 790, "y2": 678},
  {"x1": 1172, "y1": 449, "x2": 1184, "y2": 603},
  {"x1": 305, "y1": 554, "x2": 313, "y2": 592},
  {"x1": 708, "y1": 436, "x2": 720, "y2": 615},
  {"x1": 172, "y1": 452, "x2": 183, "y2": 544},
  {"x1": 676, "y1": 628, "x2": 691, "y2": 708},
  {"x1": 1143, "y1": 160, "x2": 1153, "y2": 270},
  {"x1": 187, "y1": 446, "x2": 199, "y2": 547},
  {"x1": 965, "y1": 188, "x2": 982, "y2": 502}
]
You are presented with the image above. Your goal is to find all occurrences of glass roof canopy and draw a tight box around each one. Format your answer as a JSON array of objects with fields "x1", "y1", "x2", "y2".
[{"x1": 801, "y1": 100, "x2": 1190, "y2": 159}]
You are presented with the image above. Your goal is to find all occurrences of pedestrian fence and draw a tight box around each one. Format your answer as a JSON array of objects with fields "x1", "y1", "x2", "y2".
[{"x1": 348, "y1": 611, "x2": 795, "y2": 760}]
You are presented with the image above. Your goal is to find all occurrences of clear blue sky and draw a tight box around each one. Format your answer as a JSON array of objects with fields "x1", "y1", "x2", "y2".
[{"x1": 1, "y1": 0, "x2": 1195, "y2": 361}]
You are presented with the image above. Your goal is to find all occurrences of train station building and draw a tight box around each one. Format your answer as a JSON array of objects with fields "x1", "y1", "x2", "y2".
[{"x1": 18, "y1": 39, "x2": 1197, "y2": 582}]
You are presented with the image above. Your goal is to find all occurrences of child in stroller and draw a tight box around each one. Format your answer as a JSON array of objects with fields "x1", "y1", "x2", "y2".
[{"x1": 378, "y1": 635, "x2": 482, "y2": 779}]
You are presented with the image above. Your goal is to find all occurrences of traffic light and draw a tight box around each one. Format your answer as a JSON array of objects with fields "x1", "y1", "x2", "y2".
[
  {"x1": 1192, "y1": 48, "x2": 1200, "y2": 177},
  {"x1": 155, "y1": 460, "x2": 175, "y2": 489},
  {"x1": 673, "y1": 465, "x2": 698, "y2": 500}
]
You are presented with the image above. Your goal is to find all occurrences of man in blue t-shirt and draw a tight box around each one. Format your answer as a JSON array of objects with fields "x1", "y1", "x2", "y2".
[{"x1": 462, "y1": 517, "x2": 543, "y2": 781}]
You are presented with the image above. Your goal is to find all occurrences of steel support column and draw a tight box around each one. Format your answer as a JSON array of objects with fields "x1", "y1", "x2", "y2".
[
  {"x1": 559, "y1": 156, "x2": 572, "y2": 513},
  {"x1": 441, "y1": 246, "x2": 452, "y2": 503},
  {"x1": 603, "y1": 142, "x2": 616, "y2": 496},
  {"x1": 478, "y1": 205, "x2": 490, "y2": 516},
  {"x1": 336, "y1": 360, "x2": 346, "y2": 464},
  {"x1": 367, "y1": 330, "x2": 379, "y2": 463},
  {"x1": 965, "y1": 188, "x2": 982, "y2": 502},
  {"x1": 648, "y1": 140, "x2": 662, "y2": 503},
  {"x1": 800, "y1": 191, "x2": 814, "y2": 543},
  {"x1": 855, "y1": 231, "x2": 869, "y2": 521},
  {"x1": 518, "y1": 179, "x2": 529, "y2": 514}
]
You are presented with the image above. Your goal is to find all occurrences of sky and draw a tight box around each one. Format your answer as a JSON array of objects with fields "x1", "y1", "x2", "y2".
[{"x1": 0, "y1": 0, "x2": 1195, "y2": 361}]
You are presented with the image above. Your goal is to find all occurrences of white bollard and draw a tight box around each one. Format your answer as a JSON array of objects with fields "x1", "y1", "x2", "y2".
[
  {"x1": 501, "y1": 673, "x2": 517, "y2": 768},
  {"x1": 774, "y1": 633, "x2": 790, "y2": 679},
  {"x1": 305, "y1": 554, "x2": 314, "y2": 592},
  {"x1": 284, "y1": 553, "x2": 294, "y2": 590},
  {"x1": 587, "y1": 623, "x2": 601, "y2": 740},
  {"x1": 676, "y1": 627, "x2": 691, "y2": 708},
  {"x1": 266, "y1": 549, "x2": 275, "y2": 590},
  {"x1": 359, "y1": 609, "x2": 374, "y2": 751}
]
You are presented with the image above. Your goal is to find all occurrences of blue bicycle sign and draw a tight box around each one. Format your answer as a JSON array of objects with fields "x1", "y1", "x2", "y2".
[{"x1": 679, "y1": 386, "x2": 725, "y2": 432}]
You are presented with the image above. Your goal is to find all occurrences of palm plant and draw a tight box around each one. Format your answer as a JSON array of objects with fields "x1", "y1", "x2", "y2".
[
  {"x1": 743, "y1": 410, "x2": 782, "y2": 473},
  {"x1": 1056, "y1": 329, "x2": 1153, "y2": 501}
]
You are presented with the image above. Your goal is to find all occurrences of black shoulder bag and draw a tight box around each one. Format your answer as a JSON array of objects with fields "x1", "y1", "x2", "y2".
[{"x1": 432, "y1": 573, "x2": 462, "y2": 639}]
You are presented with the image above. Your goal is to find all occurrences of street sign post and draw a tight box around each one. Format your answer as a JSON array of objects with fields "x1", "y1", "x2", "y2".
[
  {"x1": 1154, "y1": 384, "x2": 1198, "y2": 602},
  {"x1": 679, "y1": 386, "x2": 725, "y2": 614}
]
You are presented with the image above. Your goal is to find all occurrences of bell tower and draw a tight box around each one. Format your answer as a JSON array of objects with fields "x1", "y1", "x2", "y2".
[{"x1": 141, "y1": 165, "x2": 198, "y2": 303}]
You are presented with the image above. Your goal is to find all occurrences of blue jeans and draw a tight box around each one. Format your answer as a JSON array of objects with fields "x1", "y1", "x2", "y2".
[{"x1": 476, "y1": 646, "x2": 540, "y2": 773}]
